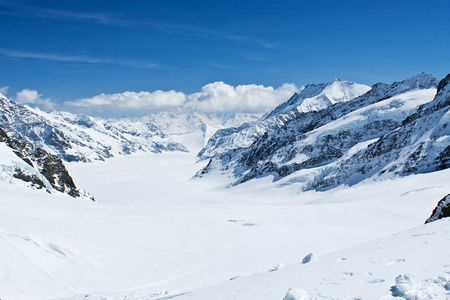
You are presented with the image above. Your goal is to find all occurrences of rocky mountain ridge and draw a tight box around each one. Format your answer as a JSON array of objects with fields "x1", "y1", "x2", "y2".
[
  {"x1": 0, "y1": 94, "x2": 187, "y2": 162},
  {"x1": 196, "y1": 73, "x2": 445, "y2": 192}
]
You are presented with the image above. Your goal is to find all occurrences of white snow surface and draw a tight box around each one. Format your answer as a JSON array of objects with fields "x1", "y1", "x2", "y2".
[{"x1": 0, "y1": 151, "x2": 449, "y2": 300}]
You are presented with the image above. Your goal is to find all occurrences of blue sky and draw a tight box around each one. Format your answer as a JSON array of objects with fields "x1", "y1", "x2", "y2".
[{"x1": 0, "y1": 0, "x2": 449, "y2": 116}]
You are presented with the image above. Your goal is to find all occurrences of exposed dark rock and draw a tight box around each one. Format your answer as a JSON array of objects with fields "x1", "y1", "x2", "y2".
[
  {"x1": 0, "y1": 127, "x2": 94, "y2": 200},
  {"x1": 13, "y1": 168, "x2": 47, "y2": 191},
  {"x1": 425, "y1": 194, "x2": 450, "y2": 224}
]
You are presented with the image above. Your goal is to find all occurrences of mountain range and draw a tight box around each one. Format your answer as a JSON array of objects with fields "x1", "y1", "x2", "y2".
[
  {"x1": 1, "y1": 72, "x2": 448, "y2": 199},
  {"x1": 196, "y1": 73, "x2": 448, "y2": 193},
  {"x1": 0, "y1": 94, "x2": 188, "y2": 163}
]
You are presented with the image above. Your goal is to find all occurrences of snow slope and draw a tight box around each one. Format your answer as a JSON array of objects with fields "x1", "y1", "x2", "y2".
[
  {"x1": 0, "y1": 151, "x2": 448, "y2": 299},
  {"x1": 168, "y1": 218, "x2": 450, "y2": 300}
]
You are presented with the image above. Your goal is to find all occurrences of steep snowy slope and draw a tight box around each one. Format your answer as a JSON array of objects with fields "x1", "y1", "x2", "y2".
[
  {"x1": 0, "y1": 128, "x2": 92, "y2": 199},
  {"x1": 197, "y1": 79, "x2": 371, "y2": 159},
  {"x1": 144, "y1": 112, "x2": 261, "y2": 151},
  {"x1": 197, "y1": 73, "x2": 440, "y2": 191},
  {"x1": 0, "y1": 94, "x2": 187, "y2": 162}
]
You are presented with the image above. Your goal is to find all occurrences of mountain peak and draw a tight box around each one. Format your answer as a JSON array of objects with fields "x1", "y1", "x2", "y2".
[
  {"x1": 266, "y1": 79, "x2": 371, "y2": 118},
  {"x1": 437, "y1": 73, "x2": 450, "y2": 94}
]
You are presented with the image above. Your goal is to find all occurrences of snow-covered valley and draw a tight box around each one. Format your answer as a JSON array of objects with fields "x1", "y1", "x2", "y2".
[
  {"x1": 1, "y1": 73, "x2": 450, "y2": 299},
  {"x1": 1, "y1": 150, "x2": 449, "y2": 299}
]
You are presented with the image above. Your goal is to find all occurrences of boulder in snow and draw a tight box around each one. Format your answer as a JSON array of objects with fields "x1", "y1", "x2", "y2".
[{"x1": 302, "y1": 253, "x2": 315, "y2": 264}]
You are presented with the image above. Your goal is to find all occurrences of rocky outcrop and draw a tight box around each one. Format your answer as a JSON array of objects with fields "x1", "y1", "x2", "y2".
[
  {"x1": 425, "y1": 194, "x2": 450, "y2": 223},
  {"x1": 0, "y1": 127, "x2": 94, "y2": 200}
]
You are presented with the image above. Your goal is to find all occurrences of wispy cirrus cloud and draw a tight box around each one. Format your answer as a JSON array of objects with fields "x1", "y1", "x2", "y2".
[
  {"x1": 0, "y1": 48, "x2": 164, "y2": 69},
  {"x1": 0, "y1": 4, "x2": 275, "y2": 48}
]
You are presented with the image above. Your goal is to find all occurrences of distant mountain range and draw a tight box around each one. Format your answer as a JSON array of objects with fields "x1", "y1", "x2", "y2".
[
  {"x1": 1, "y1": 72, "x2": 449, "y2": 198},
  {"x1": 196, "y1": 72, "x2": 449, "y2": 192},
  {"x1": 0, "y1": 95, "x2": 190, "y2": 162}
]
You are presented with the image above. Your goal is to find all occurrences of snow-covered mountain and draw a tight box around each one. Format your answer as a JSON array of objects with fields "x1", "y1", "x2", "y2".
[
  {"x1": 197, "y1": 78, "x2": 371, "y2": 159},
  {"x1": 0, "y1": 128, "x2": 93, "y2": 199},
  {"x1": 267, "y1": 78, "x2": 371, "y2": 117},
  {"x1": 143, "y1": 111, "x2": 261, "y2": 151},
  {"x1": 0, "y1": 94, "x2": 187, "y2": 162},
  {"x1": 305, "y1": 73, "x2": 450, "y2": 191},
  {"x1": 196, "y1": 73, "x2": 443, "y2": 191}
]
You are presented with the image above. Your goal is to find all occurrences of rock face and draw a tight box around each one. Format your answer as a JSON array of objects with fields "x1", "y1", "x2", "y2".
[
  {"x1": 0, "y1": 94, "x2": 187, "y2": 162},
  {"x1": 196, "y1": 73, "x2": 445, "y2": 191},
  {"x1": 0, "y1": 127, "x2": 94, "y2": 200},
  {"x1": 425, "y1": 194, "x2": 450, "y2": 224}
]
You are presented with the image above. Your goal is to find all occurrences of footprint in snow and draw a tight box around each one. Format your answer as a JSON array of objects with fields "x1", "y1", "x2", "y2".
[
  {"x1": 367, "y1": 279, "x2": 385, "y2": 284},
  {"x1": 387, "y1": 258, "x2": 406, "y2": 265},
  {"x1": 227, "y1": 219, "x2": 258, "y2": 226}
]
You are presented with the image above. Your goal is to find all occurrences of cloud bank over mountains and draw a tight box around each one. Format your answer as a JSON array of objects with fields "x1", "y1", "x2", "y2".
[{"x1": 65, "y1": 81, "x2": 299, "y2": 115}]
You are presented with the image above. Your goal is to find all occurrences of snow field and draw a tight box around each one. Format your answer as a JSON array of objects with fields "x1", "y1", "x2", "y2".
[{"x1": 0, "y1": 151, "x2": 449, "y2": 299}]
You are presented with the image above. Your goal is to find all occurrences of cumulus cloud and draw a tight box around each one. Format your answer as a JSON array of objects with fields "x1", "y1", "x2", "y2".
[
  {"x1": 68, "y1": 90, "x2": 186, "y2": 110},
  {"x1": 185, "y1": 82, "x2": 299, "y2": 113},
  {"x1": 16, "y1": 89, "x2": 56, "y2": 110},
  {"x1": 0, "y1": 86, "x2": 9, "y2": 95},
  {"x1": 67, "y1": 82, "x2": 299, "y2": 115}
]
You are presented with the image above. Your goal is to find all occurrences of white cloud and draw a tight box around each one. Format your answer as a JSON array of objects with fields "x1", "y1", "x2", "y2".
[
  {"x1": 0, "y1": 86, "x2": 9, "y2": 95},
  {"x1": 68, "y1": 90, "x2": 186, "y2": 110},
  {"x1": 16, "y1": 89, "x2": 55, "y2": 111},
  {"x1": 184, "y1": 82, "x2": 299, "y2": 113},
  {"x1": 67, "y1": 82, "x2": 299, "y2": 115}
]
